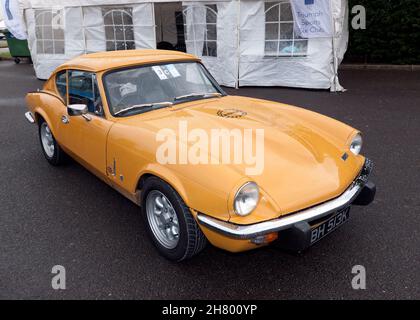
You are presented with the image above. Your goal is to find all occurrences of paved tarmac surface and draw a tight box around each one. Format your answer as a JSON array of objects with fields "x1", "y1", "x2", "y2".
[{"x1": 0, "y1": 61, "x2": 419, "y2": 299}]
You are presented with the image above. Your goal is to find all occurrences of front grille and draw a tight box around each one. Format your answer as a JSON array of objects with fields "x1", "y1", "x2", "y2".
[{"x1": 357, "y1": 158, "x2": 373, "y2": 184}]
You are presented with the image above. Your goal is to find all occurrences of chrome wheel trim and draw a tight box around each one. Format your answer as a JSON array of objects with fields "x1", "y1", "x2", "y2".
[
  {"x1": 146, "y1": 190, "x2": 180, "y2": 249},
  {"x1": 40, "y1": 122, "x2": 55, "y2": 158}
]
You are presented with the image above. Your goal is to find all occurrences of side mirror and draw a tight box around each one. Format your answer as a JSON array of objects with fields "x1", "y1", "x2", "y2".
[{"x1": 67, "y1": 104, "x2": 88, "y2": 116}]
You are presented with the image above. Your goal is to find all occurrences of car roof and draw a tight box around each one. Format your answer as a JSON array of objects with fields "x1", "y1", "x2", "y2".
[{"x1": 56, "y1": 49, "x2": 199, "y2": 73}]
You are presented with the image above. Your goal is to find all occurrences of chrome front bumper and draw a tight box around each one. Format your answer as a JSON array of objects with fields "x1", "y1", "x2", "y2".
[{"x1": 197, "y1": 159, "x2": 374, "y2": 240}]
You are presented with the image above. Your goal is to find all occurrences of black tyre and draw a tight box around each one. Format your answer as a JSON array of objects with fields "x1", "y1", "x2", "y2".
[
  {"x1": 141, "y1": 177, "x2": 207, "y2": 261},
  {"x1": 38, "y1": 118, "x2": 64, "y2": 166}
]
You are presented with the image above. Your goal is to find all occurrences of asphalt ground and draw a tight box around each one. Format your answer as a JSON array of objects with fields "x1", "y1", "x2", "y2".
[{"x1": 0, "y1": 60, "x2": 419, "y2": 299}]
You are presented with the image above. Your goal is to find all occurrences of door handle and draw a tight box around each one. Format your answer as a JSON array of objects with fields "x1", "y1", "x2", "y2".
[
  {"x1": 61, "y1": 115, "x2": 69, "y2": 124},
  {"x1": 82, "y1": 114, "x2": 92, "y2": 122}
]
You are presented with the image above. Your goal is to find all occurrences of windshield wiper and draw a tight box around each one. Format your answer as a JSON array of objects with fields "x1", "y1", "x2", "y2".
[
  {"x1": 174, "y1": 92, "x2": 222, "y2": 101},
  {"x1": 114, "y1": 101, "x2": 173, "y2": 116}
]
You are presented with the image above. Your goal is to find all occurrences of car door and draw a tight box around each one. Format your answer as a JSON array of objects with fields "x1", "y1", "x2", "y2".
[{"x1": 59, "y1": 70, "x2": 114, "y2": 177}]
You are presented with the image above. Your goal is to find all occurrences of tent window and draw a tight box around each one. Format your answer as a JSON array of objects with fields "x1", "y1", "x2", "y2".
[
  {"x1": 35, "y1": 9, "x2": 65, "y2": 55},
  {"x1": 264, "y1": 1, "x2": 307, "y2": 57},
  {"x1": 102, "y1": 8, "x2": 135, "y2": 51},
  {"x1": 175, "y1": 11, "x2": 186, "y2": 52},
  {"x1": 202, "y1": 5, "x2": 217, "y2": 57},
  {"x1": 183, "y1": 5, "x2": 218, "y2": 57}
]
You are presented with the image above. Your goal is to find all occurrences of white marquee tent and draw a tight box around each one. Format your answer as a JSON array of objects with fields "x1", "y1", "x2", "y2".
[{"x1": 6, "y1": 0, "x2": 349, "y2": 90}]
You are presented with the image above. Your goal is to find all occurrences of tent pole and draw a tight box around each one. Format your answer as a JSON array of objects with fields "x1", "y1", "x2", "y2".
[
  {"x1": 330, "y1": 0, "x2": 338, "y2": 92},
  {"x1": 152, "y1": 3, "x2": 157, "y2": 49},
  {"x1": 235, "y1": 0, "x2": 241, "y2": 89},
  {"x1": 81, "y1": 7, "x2": 87, "y2": 54}
]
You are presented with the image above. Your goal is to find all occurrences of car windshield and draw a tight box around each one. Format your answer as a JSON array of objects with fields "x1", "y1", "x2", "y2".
[{"x1": 104, "y1": 62, "x2": 222, "y2": 116}]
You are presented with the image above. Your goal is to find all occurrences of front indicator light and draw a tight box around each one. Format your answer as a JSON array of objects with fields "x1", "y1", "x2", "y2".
[{"x1": 250, "y1": 232, "x2": 278, "y2": 245}]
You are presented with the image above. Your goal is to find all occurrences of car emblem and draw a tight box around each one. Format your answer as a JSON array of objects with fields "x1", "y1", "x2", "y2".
[
  {"x1": 341, "y1": 152, "x2": 349, "y2": 161},
  {"x1": 217, "y1": 109, "x2": 247, "y2": 118}
]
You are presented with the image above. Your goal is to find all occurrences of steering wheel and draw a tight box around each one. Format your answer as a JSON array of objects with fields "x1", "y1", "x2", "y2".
[{"x1": 114, "y1": 91, "x2": 138, "y2": 110}]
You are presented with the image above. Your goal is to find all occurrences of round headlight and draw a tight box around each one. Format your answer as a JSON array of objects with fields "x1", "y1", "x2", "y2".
[
  {"x1": 350, "y1": 133, "x2": 363, "y2": 155},
  {"x1": 234, "y1": 182, "x2": 259, "y2": 216}
]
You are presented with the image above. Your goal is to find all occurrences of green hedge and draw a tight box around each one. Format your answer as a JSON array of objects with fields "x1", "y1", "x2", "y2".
[{"x1": 345, "y1": 0, "x2": 420, "y2": 64}]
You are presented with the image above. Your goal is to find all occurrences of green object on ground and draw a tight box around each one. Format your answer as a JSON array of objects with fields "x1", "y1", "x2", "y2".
[{"x1": 4, "y1": 31, "x2": 31, "y2": 59}]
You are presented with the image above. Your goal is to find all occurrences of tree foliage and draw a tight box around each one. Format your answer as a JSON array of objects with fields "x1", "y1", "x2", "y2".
[{"x1": 346, "y1": 0, "x2": 420, "y2": 64}]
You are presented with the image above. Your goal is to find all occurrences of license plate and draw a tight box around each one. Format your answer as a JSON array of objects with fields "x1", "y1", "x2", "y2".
[{"x1": 310, "y1": 208, "x2": 350, "y2": 245}]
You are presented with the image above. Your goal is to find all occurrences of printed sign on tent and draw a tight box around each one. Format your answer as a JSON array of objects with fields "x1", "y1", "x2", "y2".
[
  {"x1": 290, "y1": 0, "x2": 333, "y2": 38},
  {"x1": 0, "y1": 0, "x2": 27, "y2": 39}
]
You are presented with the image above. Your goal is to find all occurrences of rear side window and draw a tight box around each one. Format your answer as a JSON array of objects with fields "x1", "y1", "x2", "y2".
[{"x1": 55, "y1": 70, "x2": 67, "y2": 101}]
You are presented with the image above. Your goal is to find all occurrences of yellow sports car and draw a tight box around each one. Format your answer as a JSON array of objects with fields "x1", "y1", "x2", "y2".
[{"x1": 25, "y1": 50, "x2": 375, "y2": 261}]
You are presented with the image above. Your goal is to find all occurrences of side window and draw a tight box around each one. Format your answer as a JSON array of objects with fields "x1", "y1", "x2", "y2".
[
  {"x1": 55, "y1": 70, "x2": 67, "y2": 101},
  {"x1": 68, "y1": 70, "x2": 104, "y2": 116}
]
